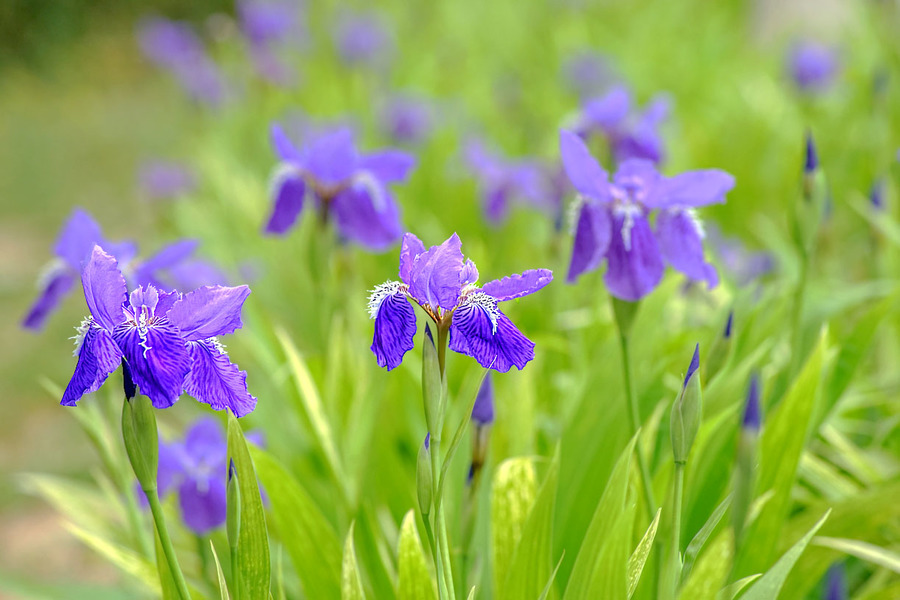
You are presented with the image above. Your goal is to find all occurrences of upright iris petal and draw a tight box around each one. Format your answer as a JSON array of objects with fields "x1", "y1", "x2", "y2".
[{"x1": 406, "y1": 233, "x2": 465, "y2": 310}]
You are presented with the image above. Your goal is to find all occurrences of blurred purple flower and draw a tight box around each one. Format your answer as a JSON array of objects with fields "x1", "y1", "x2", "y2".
[
  {"x1": 238, "y1": 0, "x2": 305, "y2": 86},
  {"x1": 560, "y1": 129, "x2": 733, "y2": 300},
  {"x1": 133, "y1": 239, "x2": 230, "y2": 292},
  {"x1": 23, "y1": 209, "x2": 136, "y2": 331},
  {"x1": 265, "y1": 122, "x2": 415, "y2": 251},
  {"x1": 464, "y1": 138, "x2": 554, "y2": 225},
  {"x1": 380, "y1": 95, "x2": 433, "y2": 145},
  {"x1": 788, "y1": 40, "x2": 840, "y2": 93},
  {"x1": 824, "y1": 563, "x2": 846, "y2": 600},
  {"x1": 137, "y1": 17, "x2": 227, "y2": 106},
  {"x1": 138, "y1": 160, "x2": 196, "y2": 200},
  {"x1": 472, "y1": 374, "x2": 495, "y2": 425},
  {"x1": 333, "y1": 10, "x2": 392, "y2": 67},
  {"x1": 743, "y1": 374, "x2": 761, "y2": 430},
  {"x1": 869, "y1": 178, "x2": 885, "y2": 210},
  {"x1": 705, "y1": 225, "x2": 775, "y2": 287},
  {"x1": 368, "y1": 233, "x2": 552, "y2": 371},
  {"x1": 562, "y1": 51, "x2": 615, "y2": 99},
  {"x1": 61, "y1": 246, "x2": 256, "y2": 416},
  {"x1": 574, "y1": 84, "x2": 670, "y2": 165}
]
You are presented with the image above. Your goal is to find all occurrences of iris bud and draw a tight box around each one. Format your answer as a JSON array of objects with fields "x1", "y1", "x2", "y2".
[
  {"x1": 121, "y1": 363, "x2": 159, "y2": 492},
  {"x1": 732, "y1": 374, "x2": 761, "y2": 547},
  {"x1": 416, "y1": 434, "x2": 433, "y2": 519},
  {"x1": 670, "y1": 344, "x2": 702, "y2": 465}
]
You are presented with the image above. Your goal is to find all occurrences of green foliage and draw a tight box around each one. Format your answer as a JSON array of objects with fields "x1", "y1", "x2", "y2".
[
  {"x1": 397, "y1": 511, "x2": 437, "y2": 600},
  {"x1": 341, "y1": 523, "x2": 366, "y2": 600}
]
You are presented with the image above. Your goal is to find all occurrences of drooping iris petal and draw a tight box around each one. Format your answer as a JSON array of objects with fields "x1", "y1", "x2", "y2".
[
  {"x1": 167, "y1": 285, "x2": 251, "y2": 341},
  {"x1": 331, "y1": 184, "x2": 402, "y2": 251},
  {"x1": 657, "y1": 170, "x2": 735, "y2": 208},
  {"x1": 265, "y1": 166, "x2": 306, "y2": 234},
  {"x1": 603, "y1": 212, "x2": 665, "y2": 301},
  {"x1": 22, "y1": 270, "x2": 75, "y2": 330},
  {"x1": 483, "y1": 184, "x2": 510, "y2": 225},
  {"x1": 481, "y1": 269, "x2": 553, "y2": 301},
  {"x1": 559, "y1": 129, "x2": 610, "y2": 200},
  {"x1": 61, "y1": 324, "x2": 124, "y2": 406},
  {"x1": 157, "y1": 439, "x2": 184, "y2": 498},
  {"x1": 399, "y1": 233, "x2": 425, "y2": 282},
  {"x1": 407, "y1": 233, "x2": 465, "y2": 311},
  {"x1": 178, "y1": 476, "x2": 227, "y2": 535},
  {"x1": 55, "y1": 209, "x2": 104, "y2": 269},
  {"x1": 304, "y1": 127, "x2": 358, "y2": 185},
  {"x1": 114, "y1": 320, "x2": 191, "y2": 409},
  {"x1": 567, "y1": 203, "x2": 612, "y2": 283},
  {"x1": 655, "y1": 210, "x2": 718, "y2": 288},
  {"x1": 134, "y1": 240, "x2": 200, "y2": 288},
  {"x1": 82, "y1": 246, "x2": 128, "y2": 331},
  {"x1": 358, "y1": 150, "x2": 416, "y2": 183},
  {"x1": 369, "y1": 287, "x2": 417, "y2": 370},
  {"x1": 450, "y1": 298, "x2": 535, "y2": 373},
  {"x1": 183, "y1": 340, "x2": 257, "y2": 417}
]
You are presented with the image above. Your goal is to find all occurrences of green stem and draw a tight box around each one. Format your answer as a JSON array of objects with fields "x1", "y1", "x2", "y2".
[
  {"x1": 788, "y1": 251, "x2": 809, "y2": 379},
  {"x1": 231, "y1": 543, "x2": 241, "y2": 600},
  {"x1": 671, "y1": 463, "x2": 685, "y2": 593},
  {"x1": 430, "y1": 437, "x2": 452, "y2": 599},
  {"x1": 617, "y1": 330, "x2": 657, "y2": 516},
  {"x1": 144, "y1": 487, "x2": 192, "y2": 600}
]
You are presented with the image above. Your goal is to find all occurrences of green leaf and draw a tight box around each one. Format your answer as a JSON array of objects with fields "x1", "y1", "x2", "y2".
[
  {"x1": 209, "y1": 541, "x2": 230, "y2": 600},
  {"x1": 539, "y1": 552, "x2": 566, "y2": 600},
  {"x1": 564, "y1": 434, "x2": 638, "y2": 600},
  {"x1": 154, "y1": 528, "x2": 178, "y2": 600},
  {"x1": 500, "y1": 450, "x2": 561, "y2": 600},
  {"x1": 438, "y1": 366, "x2": 491, "y2": 498},
  {"x1": 681, "y1": 495, "x2": 731, "y2": 585},
  {"x1": 812, "y1": 537, "x2": 900, "y2": 574},
  {"x1": 65, "y1": 522, "x2": 160, "y2": 593},
  {"x1": 677, "y1": 530, "x2": 733, "y2": 600},
  {"x1": 227, "y1": 411, "x2": 271, "y2": 600},
  {"x1": 397, "y1": 511, "x2": 437, "y2": 600},
  {"x1": 739, "y1": 510, "x2": 830, "y2": 600},
  {"x1": 491, "y1": 457, "x2": 538, "y2": 597},
  {"x1": 716, "y1": 574, "x2": 760, "y2": 600},
  {"x1": 251, "y1": 446, "x2": 342, "y2": 599},
  {"x1": 341, "y1": 522, "x2": 365, "y2": 600},
  {"x1": 627, "y1": 508, "x2": 661, "y2": 599}
]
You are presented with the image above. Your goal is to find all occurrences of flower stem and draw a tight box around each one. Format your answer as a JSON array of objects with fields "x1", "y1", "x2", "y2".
[
  {"x1": 144, "y1": 486, "x2": 193, "y2": 600},
  {"x1": 430, "y1": 436, "x2": 454, "y2": 599},
  {"x1": 670, "y1": 462, "x2": 685, "y2": 596}
]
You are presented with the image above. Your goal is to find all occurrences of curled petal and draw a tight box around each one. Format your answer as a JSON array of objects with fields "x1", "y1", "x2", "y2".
[
  {"x1": 178, "y1": 476, "x2": 227, "y2": 535},
  {"x1": 114, "y1": 320, "x2": 191, "y2": 409},
  {"x1": 61, "y1": 324, "x2": 123, "y2": 406},
  {"x1": 265, "y1": 166, "x2": 306, "y2": 235},
  {"x1": 183, "y1": 340, "x2": 257, "y2": 417},
  {"x1": 481, "y1": 269, "x2": 553, "y2": 301},
  {"x1": 603, "y1": 213, "x2": 664, "y2": 301},
  {"x1": 399, "y1": 233, "x2": 426, "y2": 283},
  {"x1": 22, "y1": 270, "x2": 75, "y2": 331},
  {"x1": 449, "y1": 297, "x2": 535, "y2": 373},
  {"x1": 656, "y1": 210, "x2": 718, "y2": 288},
  {"x1": 369, "y1": 285, "x2": 417, "y2": 370},
  {"x1": 82, "y1": 246, "x2": 128, "y2": 331},
  {"x1": 167, "y1": 285, "x2": 251, "y2": 341},
  {"x1": 331, "y1": 183, "x2": 403, "y2": 251},
  {"x1": 658, "y1": 170, "x2": 735, "y2": 208},
  {"x1": 358, "y1": 149, "x2": 416, "y2": 183},
  {"x1": 55, "y1": 209, "x2": 104, "y2": 270},
  {"x1": 559, "y1": 129, "x2": 610, "y2": 200},
  {"x1": 567, "y1": 202, "x2": 612, "y2": 283},
  {"x1": 406, "y1": 233, "x2": 465, "y2": 311}
]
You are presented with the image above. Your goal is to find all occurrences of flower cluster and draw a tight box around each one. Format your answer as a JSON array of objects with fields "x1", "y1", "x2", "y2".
[
  {"x1": 368, "y1": 233, "x2": 552, "y2": 372},
  {"x1": 61, "y1": 246, "x2": 256, "y2": 416},
  {"x1": 560, "y1": 129, "x2": 734, "y2": 300},
  {"x1": 237, "y1": 0, "x2": 305, "y2": 86},
  {"x1": 265, "y1": 123, "x2": 416, "y2": 251}
]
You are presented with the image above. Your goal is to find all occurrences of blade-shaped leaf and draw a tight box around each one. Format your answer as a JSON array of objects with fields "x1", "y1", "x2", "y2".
[
  {"x1": 491, "y1": 457, "x2": 538, "y2": 596},
  {"x1": 397, "y1": 510, "x2": 437, "y2": 600},
  {"x1": 628, "y1": 508, "x2": 661, "y2": 598},
  {"x1": 681, "y1": 495, "x2": 731, "y2": 585},
  {"x1": 209, "y1": 541, "x2": 230, "y2": 600},
  {"x1": 342, "y1": 522, "x2": 365, "y2": 600},
  {"x1": 812, "y1": 537, "x2": 900, "y2": 574}
]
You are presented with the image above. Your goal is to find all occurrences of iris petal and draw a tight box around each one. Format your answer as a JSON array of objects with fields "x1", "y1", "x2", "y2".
[
  {"x1": 370, "y1": 289, "x2": 417, "y2": 370},
  {"x1": 481, "y1": 269, "x2": 553, "y2": 301},
  {"x1": 406, "y1": 233, "x2": 465, "y2": 311},
  {"x1": 22, "y1": 270, "x2": 75, "y2": 331},
  {"x1": 656, "y1": 210, "x2": 719, "y2": 288},
  {"x1": 559, "y1": 129, "x2": 611, "y2": 200},
  {"x1": 358, "y1": 149, "x2": 416, "y2": 183},
  {"x1": 55, "y1": 209, "x2": 104, "y2": 270},
  {"x1": 567, "y1": 203, "x2": 612, "y2": 283},
  {"x1": 167, "y1": 285, "x2": 251, "y2": 341},
  {"x1": 603, "y1": 213, "x2": 665, "y2": 301},
  {"x1": 399, "y1": 233, "x2": 426, "y2": 283},
  {"x1": 178, "y1": 476, "x2": 227, "y2": 535},
  {"x1": 183, "y1": 339, "x2": 257, "y2": 417},
  {"x1": 82, "y1": 246, "x2": 128, "y2": 331},
  {"x1": 114, "y1": 319, "x2": 191, "y2": 409},
  {"x1": 450, "y1": 300, "x2": 535, "y2": 373},
  {"x1": 331, "y1": 184, "x2": 403, "y2": 251},
  {"x1": 61, "y1": 324, "x2": 123, "y2": 406},
  {"x1": 265, "y1": 166, "x2": 306, "y2": 234}
]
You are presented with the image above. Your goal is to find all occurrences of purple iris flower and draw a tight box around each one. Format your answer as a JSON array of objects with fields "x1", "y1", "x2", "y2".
[
  {"x1": 574, "y1": 84, "x2": 671, "y2": 165},
  {"x1": 133, "y1": 239, "x2": 229, "y2": 292},
  {"x1": 264, "y1": 123, "x2": 415, "y2": 251},
  {"x1": 824, "y1": 563, "x2": 846, "y2": 600},
  {"x1": 560, "y1": 129, "x2": 734, "y2": 300},
  {"x1": 380, "y1": 95, "x2": 434, "y2": 145},
  {"x1": 61, "y1": 246, "x2": 256, "y2": 416},
  {"x1": 23, "y1": 209, "x2": 136, "y2": 331},
  {"x1": 464, "y1": 139, "x2": 552, "y2": 225},
  {"x1": 368, "y1": 233, "x2": 552, "y2": 372},
  {"x1": 562, "y1": 51, "x2": 615, "y2": 99},
  {"x1": 472, "y1": 374, "x2": 495, "y2": 425},
  {"x1": 137, "y1": 17, "x2": 227, "y2": 106},
  {"x1": 333, "y1": 11, "x2": 392, "y2": 68},
  {"x1": 138, "y1": 160, "x2": 196, "y2": 200},
  {"x1": 705, "y1": 225, "x2": 775, "y2": 287},
  {"x1": 237, "y1": 0, "x2": 305, "y2": 86},
  {"x1": 788, "y1": 40, "x2": 840, "y2": 93},
  {"x1": 869, "y1": 178, "x2": 885, "y2": 210},
  {"x1": 742, "y1": 374, "x2": 761, "y2": 431}
]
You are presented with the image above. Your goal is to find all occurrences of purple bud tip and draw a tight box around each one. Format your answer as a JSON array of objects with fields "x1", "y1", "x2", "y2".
[
  {"x1": 683, "y1": 344, "x2": 700, "y2": 388},
  {"x1": 825, "y1": 562, "x2": 846, "y2": 600},
  {"x1": 424, "y1": 432, "x2": 430, "y2": 450},
  {"x1": 472, "y1": 373, "x2": 495, "y2": 425},
  {"x1": 467, "y1": 464, "x2": 475, "y2": 484},
  {"x1": 228, "y1": 458, "x2": 237, "y2": 481},
  {"x1": 870, "y1": 178, "x2": 885, "y2": 210},
  {"x1": 424, "y1": 323, "x2": 435, "y2": 347},
  {"x1": 724, "y1": 311, "x2": 734, "y2": 339},
  {"x1": 743, "y1": 374, "x2": 761, "y2": 430},
  {"x1": 805, "y1": 131, "x2": 819, "y2": 173}
]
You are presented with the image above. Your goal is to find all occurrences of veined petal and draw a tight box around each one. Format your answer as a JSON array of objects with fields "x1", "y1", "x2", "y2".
[
  {"x1": 407, "y1": 233, "x2": 465, "y2": 311},
  {"x1": 61, "y1": 323, "x2": 123, "y2": 406},
  {"x1": 399, "y1": 233, "x2": 426, "y2": 283},
  {"x1": 481, "y1": 268, "x2": 553, "y2": 301},
  {"x1": 82, "y1": 246, "x2": 128, "y2": 331},
  {"x1": 603, "y1": 212, "x2": 664, "y2": 301},
  {"x1": 658, "y1": 169, "x2": 735, "y2": 208},
  {"x1": 368, "y1": 282, "x2": 417, "y2": 370},
  {"x1": 178, "y1": 476, "x2": 227, "y2": 535},
  {"x1": 22, "y1": 270, "x2": 75, "y2": 331},
  {"x1": 449, "y1": 295, "x2": 535, "y2": 372},
  {"x1": 459, "y1": 259, "x2": 479, "y2": 287},
  {"x1": 167, "y1": 285, "x2": 251, "y2": 341},
  {"x1": 264, "y1": 165, "x2": 306, "y2": 235},
  {"x1": 331, "y1": 183, "x2": 402, "y2": 251},
  {"x1": 183, "y1": 339, "x2": 257, "y2": 417},
  {"x1": 559, "y1": 129, "x2": 610, "y2": 200},
  {"x1": 656, "y1": 209, "x2": 718, "y2": 288},
  {"x1": 55, "y1": 208, "x2": 104, "y2": 270},
  {"x1": 358, "y1": 149, "x2": 416, "y2": 183},
  {"x1": 567, "y1": 202, "x2": 612, "y2": 283},
  {"x1": 114, "y1": 319, "x2": 191, "y2": 409}
]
